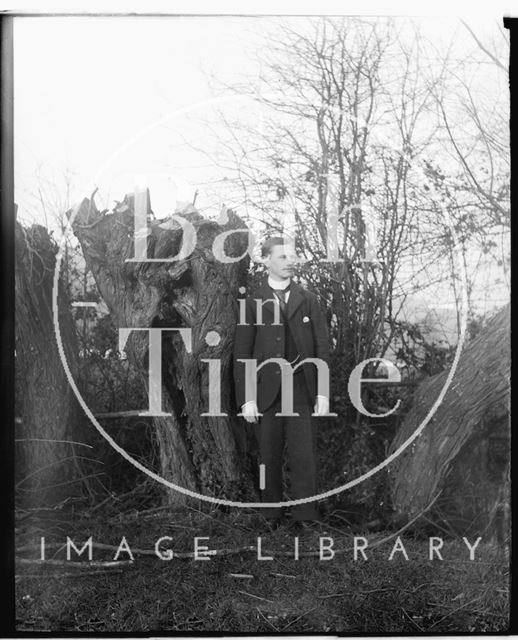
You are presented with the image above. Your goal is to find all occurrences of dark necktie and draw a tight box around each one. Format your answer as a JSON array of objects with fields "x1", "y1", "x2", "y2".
[{"x1": 272, "y1": 283, "x2": 290, "y2": 315}]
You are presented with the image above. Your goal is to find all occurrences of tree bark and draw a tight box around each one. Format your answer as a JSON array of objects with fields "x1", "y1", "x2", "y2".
[
  {"x1": 68, "y1": 194, "x2": 255, "y2": 505},
  {"x1": 15, "y1": 221, "x2": 86, "y2": 506},
  {"x1": 389, "y1": 304, "x2": 510, "y2": 535}
]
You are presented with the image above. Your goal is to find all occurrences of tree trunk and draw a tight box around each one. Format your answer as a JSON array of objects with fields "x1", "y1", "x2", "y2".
[
  {"x1": 15, "y1": 221, "x2": 86, "y2": 506},
  {"x1": 389, "y1": 305, "x2": 510, "y2": 537},
  {"x1": 68, "y1": 194, "x2": 256, "y2": 505}
]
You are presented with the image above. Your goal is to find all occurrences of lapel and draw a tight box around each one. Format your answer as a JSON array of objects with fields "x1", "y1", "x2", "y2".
[
  {"x1": 252, "y1": 279, "x2": 278, "y2": 321},
  {"x1": 256, "y1": 279, "x2": 274, "y2": 303},
  {"x1": 254, "y1": 278, "x2": 305, "y2": 320},
  {"x1": 286, "y1": 281, "x2": 304, "y2": 319}
]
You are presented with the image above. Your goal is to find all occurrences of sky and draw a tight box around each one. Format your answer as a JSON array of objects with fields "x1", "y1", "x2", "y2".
[
  {"x1": 12, "y1": 13, "x2": 510, "y2": 327},
  {"x1": 14, "y1": 14, "x2": 508, "y2": 218},
  {"x1": 13, "y1": 16, "x2": 267, "y2": 219}
]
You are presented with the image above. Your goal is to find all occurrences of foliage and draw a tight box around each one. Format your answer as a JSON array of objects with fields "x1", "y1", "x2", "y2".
[{"x1": 204, "y1": 17, "x2": 509, "y2": 521}]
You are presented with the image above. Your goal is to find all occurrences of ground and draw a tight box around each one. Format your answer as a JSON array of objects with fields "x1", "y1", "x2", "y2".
[{"x1": 15, "y1": 501, "x2": 510, "y2": 633}]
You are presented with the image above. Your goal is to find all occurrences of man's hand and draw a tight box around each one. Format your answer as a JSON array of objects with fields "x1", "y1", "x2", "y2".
[
  {"x1": 313, "y1": 395, "x2": 330, "y2": 417},
  {"x1": 241, "y1": 400, "x2": 260, "y2": 423}
]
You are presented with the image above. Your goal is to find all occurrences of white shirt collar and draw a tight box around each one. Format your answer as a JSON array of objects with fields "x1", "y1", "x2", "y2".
[{"x1": 268, "y1": 275, "x2": 291, "y2": 290}]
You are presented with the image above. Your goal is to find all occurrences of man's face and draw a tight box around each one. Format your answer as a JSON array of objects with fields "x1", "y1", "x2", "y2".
[{"x1": 265, "y1": 243, "x2": 298, "y2": 280}]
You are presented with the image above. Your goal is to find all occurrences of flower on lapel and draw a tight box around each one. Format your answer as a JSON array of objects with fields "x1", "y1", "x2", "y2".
[{"x1": 302, "y1": 316, "x2": 310, "y2": 323}]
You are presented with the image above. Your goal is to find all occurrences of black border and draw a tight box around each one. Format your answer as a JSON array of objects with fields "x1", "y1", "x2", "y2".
[
  {"x1": 0, "y1": 12, "x2": 514, "y2": 638},
  {"x1": 1, "y1": 13, "x2": 15, "y2": 640}
]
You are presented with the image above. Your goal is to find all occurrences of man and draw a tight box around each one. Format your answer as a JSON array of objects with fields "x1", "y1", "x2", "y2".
[{"x1": 233, "y1": 236, "x2": 330, "y2": 528}]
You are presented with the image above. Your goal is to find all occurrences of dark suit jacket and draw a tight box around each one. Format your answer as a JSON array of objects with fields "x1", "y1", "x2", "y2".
[{"x1": 233, "y1": 279, "x2": 330, "y2": 412}]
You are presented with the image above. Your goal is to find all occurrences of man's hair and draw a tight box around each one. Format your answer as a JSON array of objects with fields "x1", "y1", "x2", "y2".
[{"x1": 261, "y1": 236, "x2": 293, "y2": 258}]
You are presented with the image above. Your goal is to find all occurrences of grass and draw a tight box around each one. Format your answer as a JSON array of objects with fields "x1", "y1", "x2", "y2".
[{"x1": 15, "y1": 502, "x2": 510, "y2": 633}]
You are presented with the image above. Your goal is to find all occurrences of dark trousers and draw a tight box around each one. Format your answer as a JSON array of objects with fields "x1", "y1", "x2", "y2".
[{"x1": 254, "y1": 372, "x2": 319, "y2": 521}]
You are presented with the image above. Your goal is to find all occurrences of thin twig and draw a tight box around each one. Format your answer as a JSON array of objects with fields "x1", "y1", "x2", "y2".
[
  {"x1": 318, "y1": 586, "x2": 396, "y2": 599},
  {"x1": 17, "y1": 568, "x2": 123, "y2": 579},
  {"x1": 281, "y1": 607, "x2": 317, "y2": 631},
  {"x1": 256, "y1": 607, "x2": 279, "y2": 632},
  {"x1": 15, "y1": 438, "x2": 93, "y2": 448},
  {"x1": 94, "y1": 410, "x2": 146, "y2": 420},
  {"x1": 428, "y1": 594, "x2": 486, "y2": 630},
  {"x1": 238, "y1": 591, "x2": 273, "y2": 603},
  {"x1": 401, "y1": 606, "x2": 425, "y2": 632},
  {"x1": 17, "y1": 558, "x2": 133, "y2": 568},
  {"x1": 90, "y1": 483, "x2": 150, "y2": 513}
]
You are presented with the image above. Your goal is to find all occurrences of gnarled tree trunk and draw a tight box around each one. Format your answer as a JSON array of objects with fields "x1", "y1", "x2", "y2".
[
  {"x1": 15, "y1": 221, "x2": 86, "y2": 506},
  {"x1": 68, "y1": 194, "x2": 256, "y2": 505},
  {"x1": 389, "y1": 305, "x2": 510, "y2": 537}
]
